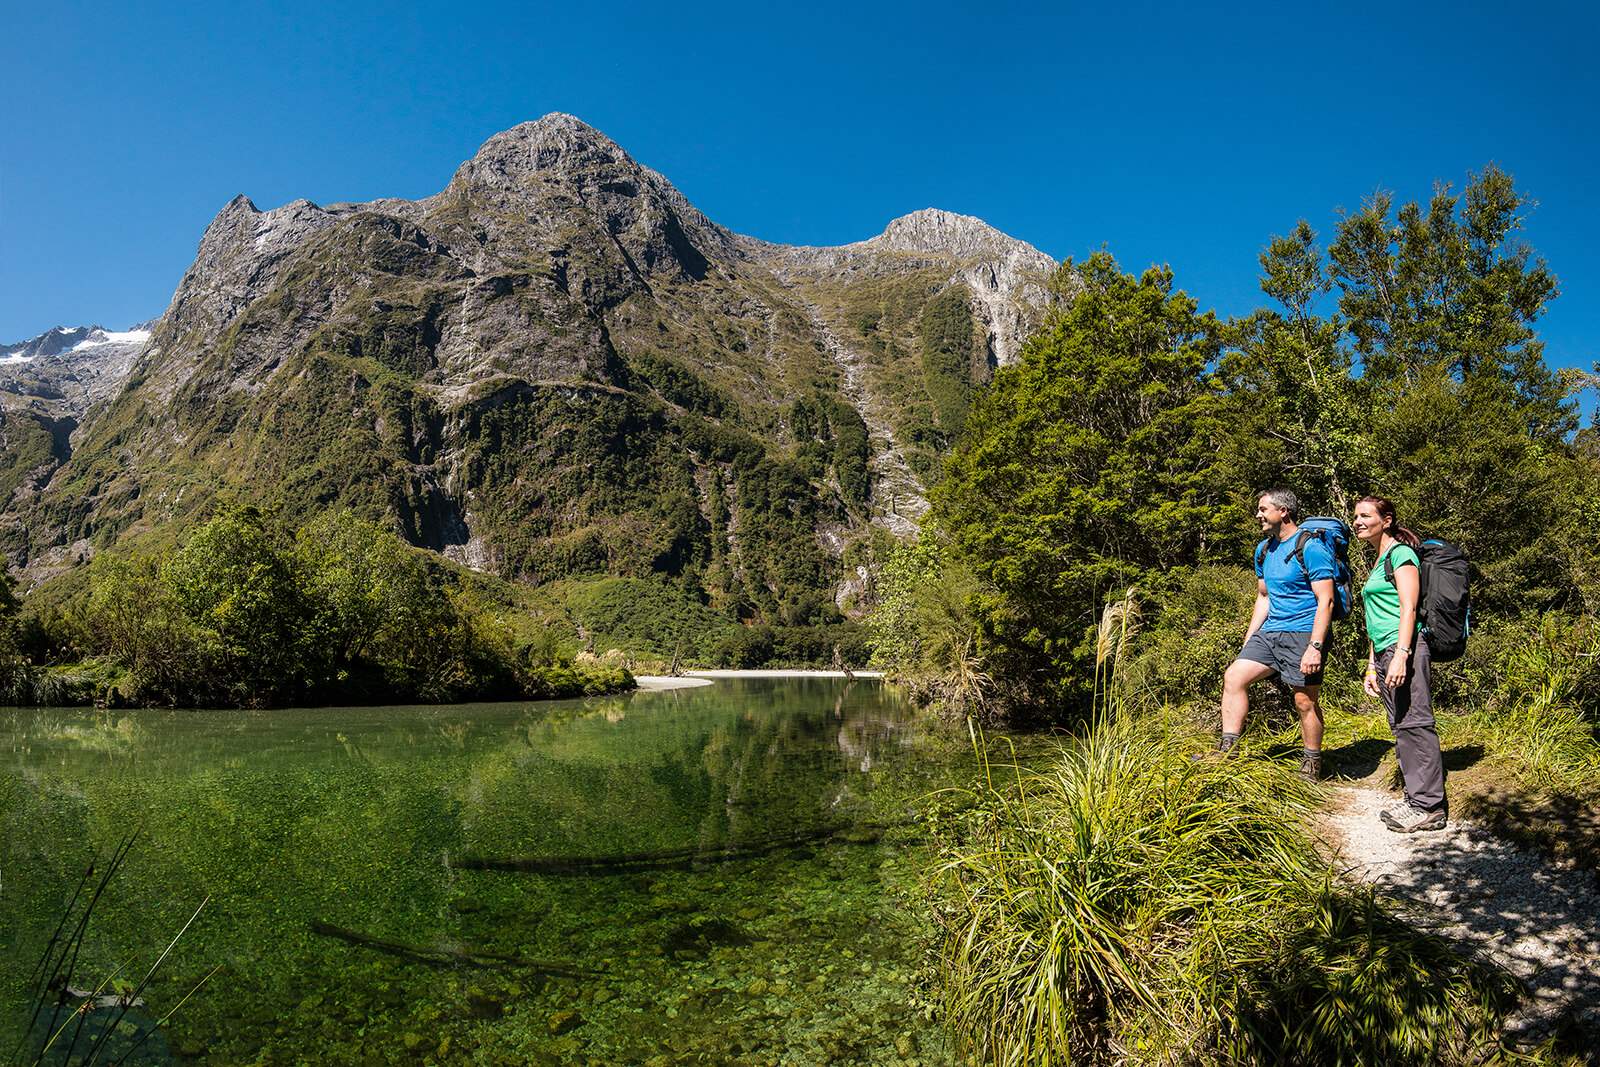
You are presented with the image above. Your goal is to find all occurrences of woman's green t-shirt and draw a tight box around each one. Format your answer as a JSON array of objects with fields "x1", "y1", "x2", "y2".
[{"x1": 1361, "y1": 544, "x2": 1422, "y2": 650}]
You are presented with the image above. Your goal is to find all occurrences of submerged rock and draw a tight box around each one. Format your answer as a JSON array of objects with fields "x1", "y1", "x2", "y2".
[
  {"x1": 546, "y1": 1009, "x2": 584, "y2": 1035},
  {"x1": 662, "y1": 915, "x2": 752, "y2": 956}
]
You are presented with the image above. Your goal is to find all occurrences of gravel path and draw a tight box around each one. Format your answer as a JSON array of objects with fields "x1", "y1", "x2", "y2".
[{"x1": 1320, "y1": 783, "x2": 1600, "y2": 1047}]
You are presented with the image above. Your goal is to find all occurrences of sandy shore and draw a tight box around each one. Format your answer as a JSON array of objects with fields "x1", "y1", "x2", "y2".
[
  {"x1": 633, "y1": 669, "x2": 885, "y2": 691},
  {"x1": 632, "y1": 676, "x2": 715, "y2": 690}
]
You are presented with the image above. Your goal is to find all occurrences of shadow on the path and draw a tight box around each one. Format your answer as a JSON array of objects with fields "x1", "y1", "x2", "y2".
[{"x1": 1342, "y1": 791, "x2": 1600, "y2": 1049}]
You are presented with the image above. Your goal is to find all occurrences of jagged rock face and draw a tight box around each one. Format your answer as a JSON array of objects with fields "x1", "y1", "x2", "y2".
[
  {"x1": 754, "y1": 208, "x2": 1056, "y2": 369},
  {"x1": 0, "y1": 325, "x2": 151, "y2": 420},
  {"x1": 3, "y1": 114, "x2": 1060, "y2": 602}
]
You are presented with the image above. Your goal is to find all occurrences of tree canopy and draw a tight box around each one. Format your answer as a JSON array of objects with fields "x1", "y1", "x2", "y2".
[{"x1": 931, "y1": 252, "x2": 1237, "y2": 708}]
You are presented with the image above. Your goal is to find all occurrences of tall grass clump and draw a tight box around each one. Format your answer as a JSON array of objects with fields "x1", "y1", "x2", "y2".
[
  {"x1": 1467, "y1": 614, "x2": 1600, "y2": 790},
  {"x1": 930, "y1": 714, "x2": 1517, "y2": 1065}
]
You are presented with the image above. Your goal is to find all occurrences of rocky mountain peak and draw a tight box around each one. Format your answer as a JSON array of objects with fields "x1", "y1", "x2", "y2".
[
  {"x1": 439, "y1": 112, "x2": 736, "y2": 272},
  {"x1": 2, "y1": 326, "x2": 94, "y2": 362},
  {"x1": 867, "y1": 209, "x2": 1050, "y2": 264},
  {"x1": 6, "y1": 114, "x2": 1064, "y2": 598},
  {"x1": 450, "y1": 113, "x2": 631, "y2": 185}
]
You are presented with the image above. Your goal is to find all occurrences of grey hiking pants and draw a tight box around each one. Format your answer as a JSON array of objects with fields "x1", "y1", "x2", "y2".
[{"x1": 1375, "y1": 636, "x2": 1446, "y2": 814}]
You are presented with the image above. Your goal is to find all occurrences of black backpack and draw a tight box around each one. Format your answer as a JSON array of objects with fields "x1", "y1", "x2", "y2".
[
  {"x1": 1256, "y1": 516, "x2": 1354, "y2": 621},
  {"x1": 1384, "y1": 539, "x2": 1471, "y2": 662}
]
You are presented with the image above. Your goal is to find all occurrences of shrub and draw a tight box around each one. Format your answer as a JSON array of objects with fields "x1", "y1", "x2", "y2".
[{"x1": 1130, "y1": 565, "x2": 1256, "y2": 706}]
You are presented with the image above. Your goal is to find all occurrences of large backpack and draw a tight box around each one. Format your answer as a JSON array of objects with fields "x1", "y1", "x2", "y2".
[
  {"x1": 1384, "y1": 538, "x2": 1471, "y2": 662},
  {"x1": 1256, "y1": 516, "x2": 1354, "y2": 621}
]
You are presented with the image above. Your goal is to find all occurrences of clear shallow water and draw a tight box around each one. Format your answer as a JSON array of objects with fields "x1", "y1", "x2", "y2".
[{"x1": 2, "y1": 679, "x2": 971, "y2": 1066}]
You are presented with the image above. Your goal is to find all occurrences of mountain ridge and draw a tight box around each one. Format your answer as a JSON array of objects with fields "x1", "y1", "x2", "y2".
[{"x1": 2, "y1": 114, "x2": 1060, "y2": 623}]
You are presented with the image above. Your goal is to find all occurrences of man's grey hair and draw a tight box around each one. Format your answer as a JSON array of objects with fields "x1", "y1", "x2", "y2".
[{"x1": 1259, "y1": 487, "x2": 1300, "y2": 521}]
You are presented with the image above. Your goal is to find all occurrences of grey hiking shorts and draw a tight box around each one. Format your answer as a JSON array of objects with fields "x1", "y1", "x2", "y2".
[{"x1": 1238, "y1": 630, "x2": 1324, "y2": 687}]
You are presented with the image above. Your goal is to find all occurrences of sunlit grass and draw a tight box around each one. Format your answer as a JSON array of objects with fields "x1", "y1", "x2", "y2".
[
  {"x1": 1458, "y1": 616, "x2": 1600, "y2": 792},
  {"x1": 929, "y1": 713, "x2": 1518, "y2": 1065}
]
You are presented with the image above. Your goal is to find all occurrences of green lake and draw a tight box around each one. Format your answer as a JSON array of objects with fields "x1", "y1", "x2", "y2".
[{"x1": 1, "y1": 677, "x2": 979, "y2": 1066}]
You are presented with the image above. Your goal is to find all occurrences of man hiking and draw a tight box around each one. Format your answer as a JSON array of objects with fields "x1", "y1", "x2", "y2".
[{"x1": 1217, "y1": 488, "x2": 1335, "y2": 779}]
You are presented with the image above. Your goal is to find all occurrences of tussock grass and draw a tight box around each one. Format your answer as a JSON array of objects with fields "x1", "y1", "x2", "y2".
[
  {"x1": 930, "y1": 714, "x2": 1518, "y2": 1065},
  {"x1": 1464, "y1": 615, "x2": 1600, "y2": 791}
]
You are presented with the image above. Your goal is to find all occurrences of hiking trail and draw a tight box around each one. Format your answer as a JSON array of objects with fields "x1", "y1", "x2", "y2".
[{"x1": 1319, "y1": 781, "x2": 1600, "y2": 1048}]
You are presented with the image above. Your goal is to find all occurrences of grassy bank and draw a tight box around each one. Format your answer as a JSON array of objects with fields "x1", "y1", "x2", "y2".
[{"x1": 927, "y1": 713, "x2": 1519, "y2": 1065}]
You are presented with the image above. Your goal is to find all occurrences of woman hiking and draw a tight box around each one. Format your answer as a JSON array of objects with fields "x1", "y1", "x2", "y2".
[{"x1": 1353, "y1": 495, "x2": 1447, "y2": 833}]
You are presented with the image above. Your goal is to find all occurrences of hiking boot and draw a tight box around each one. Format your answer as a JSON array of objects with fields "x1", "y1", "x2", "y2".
[
  {"x1": 1297, "y1": 753, "x2": 1323, "y2": 781},
  {"x1": 1382, "y1": 805, "x2": 1447, "y2": 833}
]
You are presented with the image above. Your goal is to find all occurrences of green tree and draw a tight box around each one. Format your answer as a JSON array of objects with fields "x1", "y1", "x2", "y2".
[
  {"x1": 163, "y1": 505, "x2": 314, "y2": 703},
  {"x1": 1221, "y1": 221, "x2": 1366, "y2": 515},
  {"x1": 296, "y1": 510, "x2": 433, "y2": 669},
  {"x1": 932, "y1": 252, "x2": 1234, "y2": 713},
  {"x1": 87, "y1": 556, "x2": 207, "y2": 704},
  {"x1": 867, "y1": 536, "x2": 989, "y2": 706},
  {"x1": 1329, "y1": 163, "x2": 1569, "y2": 440}
]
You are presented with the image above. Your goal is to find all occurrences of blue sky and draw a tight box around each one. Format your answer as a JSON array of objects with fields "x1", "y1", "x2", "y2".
[{"x1": 3, "y1": 0, "x2": 1595, "y2": 389}]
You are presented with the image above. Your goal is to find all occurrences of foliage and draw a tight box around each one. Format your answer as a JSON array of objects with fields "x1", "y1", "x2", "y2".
[
  {"x1": 86, "y1": 555, "x2": 210, "y2": 706},
  {"x1": 296, "y1": 510, "x2": 435, "y2": 669},
  {"x1": 1129, "y1": 565, "x2": 1257, "y2": 708},
  {"x1": 0, "y1": 410, "x2": 64, "y2": 505},
  {"x1": 931, "y1": 252, "x2": 1234, "y2": 713},
  {"x1": 932, "y1": 714, "x2": 1518, "y2": 1065},
  {"x1": 1465, "y1": 614, "x2": 1600, "y2": 789},
  {"x1": 629, "y1": 349, "x2": 737, "y2": 420},
  {"x1": 918, "y1": 285, "x2": 979, "y2": 432},
  {"x1": 867, "y1": 538, "x2": 947, "y2": 672},
  {"x1": 866, "y1": 537, "x2": 991, "y2": 709},
  {"x1": 1328, "y1": 163, "x2": 1566, "y2": 439},
  {"x1": 162, "y1": 505, "x2": 315, "y2": 704},
  {"x1": 786, "y1": 391, "x2": 872, "y2": 509},
  {"x1": 1219, "y1": 221, "x2": 1365, "y2": 514},
  {"x1": 73, "y1": 506, "x2": 631, "y2": 707},
  {"x1": 565, "y1": 577, "x2": 736, "y2": 662}
]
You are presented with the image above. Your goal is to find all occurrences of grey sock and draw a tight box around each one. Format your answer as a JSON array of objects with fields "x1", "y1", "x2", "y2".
[{"x1": 1218, "y1": 732, "x2": 1240, "y2": 752}]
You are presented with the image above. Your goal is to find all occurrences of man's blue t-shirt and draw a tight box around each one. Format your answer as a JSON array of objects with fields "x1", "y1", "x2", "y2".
[{"x1": 1255, "y1": 531, "x2": 1336, "y2": 632}]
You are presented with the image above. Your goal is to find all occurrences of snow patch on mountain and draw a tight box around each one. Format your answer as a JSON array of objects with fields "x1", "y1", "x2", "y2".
[{"x1": 72, "y1": 328, "x2": 152, "y2": 350}]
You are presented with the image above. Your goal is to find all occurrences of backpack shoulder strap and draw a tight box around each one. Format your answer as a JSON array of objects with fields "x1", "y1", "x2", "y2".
[
  {"x1": 1382, "y1": 545, "x2": 1418, "y2": 586},
  {"x1": 1288, "y1": 528, "x2": 1315, "y2": 571}
]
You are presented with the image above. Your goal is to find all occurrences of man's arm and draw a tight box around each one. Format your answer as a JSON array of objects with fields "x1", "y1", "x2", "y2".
[
  {"x1": 1301, "y1": 577, "x2": 1334, "y2": 675},
  {"x1": 1244, "y1": 579, "x2": 1271, "y2": 644}
]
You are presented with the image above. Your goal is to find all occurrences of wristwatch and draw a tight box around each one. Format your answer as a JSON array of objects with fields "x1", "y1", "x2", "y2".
[{"x1": 1310, "y1": 640, "x2": 1324, "y2": 652}]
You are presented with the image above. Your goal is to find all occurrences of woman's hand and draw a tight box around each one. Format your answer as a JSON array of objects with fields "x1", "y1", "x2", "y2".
[
  {"x1": 1384, "y1": 653, "x2": 1408, "y2": 691},
  {"x1": 1364, "y1": 668, "x2": 1381, "y2": 698}
]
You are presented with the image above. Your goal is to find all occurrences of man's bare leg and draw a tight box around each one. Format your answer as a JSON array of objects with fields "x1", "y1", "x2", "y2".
[
  {"x1": 1292, "y1": 686, "x2": 1324, "y2": 751},
  {"x1": 1221, "y1": 658, "x2": 1277, "y2": 735}
]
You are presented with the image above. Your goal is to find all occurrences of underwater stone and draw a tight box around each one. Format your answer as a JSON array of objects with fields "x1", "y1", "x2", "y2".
[{"x1": 546, "y1": 1009, "x2": 584, "y2": 1035}]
